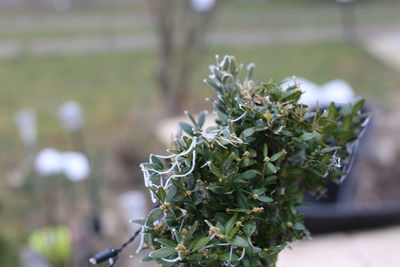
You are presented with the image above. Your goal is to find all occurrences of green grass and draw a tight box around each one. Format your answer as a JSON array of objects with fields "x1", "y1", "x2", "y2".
[
  {"x1": 0, "y1": 41, "x2": 397, "y2": 152},
  {"x1": 0, "y1": 51, "x2": 156, "y2": 150}
]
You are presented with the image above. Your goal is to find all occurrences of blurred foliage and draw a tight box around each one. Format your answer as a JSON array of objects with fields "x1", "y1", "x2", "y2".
[
  {"x1": 137, "y1": 56, "x2": 365, "y2": 266},
  {"x1": 0, "y1": 234, "x2": 22, "y2": 267},
  {"x1": 28, "y1": 225, "x2": 72, "y2": 267}
]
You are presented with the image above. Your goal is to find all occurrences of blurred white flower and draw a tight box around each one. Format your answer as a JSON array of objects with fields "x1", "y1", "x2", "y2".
[
  {"x1": 191, "y1": 0, "x2": 216, "y2": 12},
  {"x1": 14, "y1": 109, "x2": 37, "y2": 147},
  {"x1": 34, "y1": 148, "x2": 90, "y2": 181},
  {"x1": 282, "y1": 77, "x2": 322, "y2": 106},
  {"x1": 34, "y1": 148, "x2": 62, "y2": 176},
  {"x1": 60, "y1": 152, "x2": 90, "y2": 182},
  {"x1": 58, "y1": 101, "x2": 83, "y2": 133},
  {"x1": 321, "y1": 79, "x2": 355, "y2": 104},
  {"x1": 282, "y1": 77, "x2": 355, "y2": 107}
]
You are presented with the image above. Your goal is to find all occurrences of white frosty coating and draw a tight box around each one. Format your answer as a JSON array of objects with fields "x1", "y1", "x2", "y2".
[
  {"x1": 248, "y1": 237, "x2": 258, "y2": 251},
  {"x1": 147, "y1": 161, "x2": 178, "y2": 175},
  {"x1": 140, "y1": 128, "x2": 244, "y2": 203},
  {"x1": 234, "y1": 97, "x2": 247, "y2": 110},
  {"x1": 161, "y1": 256, "x2": 181, "y2": 263},
  {"x1": 213, "y1": 138, "x2": 228, "y2": 149},
  {"x1": 164, "y1": 151, "x2": 196, "y2": 189},
  {"x1": 203, "y1": 243, "x2": 230, "y2": 250},
  {"x1": 134, "y1": 226, "x2": 145, "y2": 254},
  {"x1": 237, "y1": 248, "x2": 246, "y2": 261},
  {"x1": 172, "y1": 228, "x2": 179, "y2": 241},
  {"x1": 201, "y1": 160, "x2": 211, "y2": 168},
  {"x1": 148, "y1": 137, "x2": 198, "y2": 161},
  {"x1": 229, "y1": 111, "x2": 248, "y2": 122}
]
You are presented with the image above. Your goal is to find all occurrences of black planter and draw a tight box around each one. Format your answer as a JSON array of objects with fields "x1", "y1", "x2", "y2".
[{"x1": 298, "y1": 106, "x2": 400, "y2": 234}]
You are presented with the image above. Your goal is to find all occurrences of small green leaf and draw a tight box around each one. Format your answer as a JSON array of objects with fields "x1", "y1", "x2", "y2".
[
  {"x1": 227, "y1": 226, "x2": 239, "y2": 240},
  {"x1": 217, "y1": 111, "x2": 229, "y2": 124},
  {"x1": 150, "y1": 155, "x2": 164, "y2": 169},
  {"x1": 236, "y1": 190, "x2": 249, "y2": 209},
  {"x1": 230, "y1": 235, "x2": 249, "y2": 247},
  {"x1": 185, "y1": 111, "x2": 197, "y2": 126},
  {"x1": 243, "y1": 223, "x2": 256, "y2": 237},
  {"x1": 166, "y1": 186, "x2": 177, "y2": 202},
  {"x1": 293, "y1": 222, "x2": 306, "y2": 231},
  {"x1": 265, "y1": 175, "x2": 277, "y2": 184},
  {"x1": 263, "y1": 143, "x2": 269, "y2": 157},
  {"x1": 251, "y1": 188, "x2": 267, "y2": 195},
  {"x1": 239, "y1": 169, "x2": 258, "y2": 179},
  {"x1": 352, "y1": 98, "x2": 365, "y2": 116},
  {"x1": 155, "y1": 238, "x2": 178, "y2": 247},
  {"x1": 225, "y1": 213, "x2": 238, "y2": 234},
  {"x1": 185, "y1": 221, "x2": 198, "y2": 243},
  {"x1": 266, "y1": 162, "x2": 278, "y2": 174},
  {"x1": 240, "y1": 158, "x2": 256, "y2": 168},
  {"x1": 130, "y1": 219, "x2": 145, "y2": 225},
  {"x1": 145, "y1": 208, "x2": 163, "y2": 226},
  {"x1": 141, "y1": 255, "x2": 153, "y2": 262},
  {"x1": 327, "y1": 102, "x2": 338, "y2": 120},
  {"x1": 248, "y1": 149, "x2": 257, "y2": 158},
  {"x1": 150, "y1": 246, "x2": 176, "y2": 258},
  {"x1": 320, "y1": 147, "x2": 339, "y2": 154},
  {"x1": 209, "y1": 162, "x2": 223, "y2": 177},
  {"x1": 198, "y1": 110, "x2": 207, "y2": 128},
  {"x1": 258, "y1": 196, "x2": 273, "y2": 203},
  {"x1": 204, "y1": 78, "x2": 223, "y2": 94},
  {"x1": 300, "y1": 131, "x2": 321, "y2": 141},
  {"x1": 242, "y1": 127, "x2": 256, "y2": 138},
  {"x1": 156, "y1": 187, "x2": 166, "y2": 202},
  {"x1": 227, "y1": 208, "x2": 251, "y2": 213},
  {"x1": 179, "y1": 122, "x2": 194, "y2": 136},
  {"x1": 192, "y1": 236, "x2": 211, "y2": 251},
  {"x1": 270, "y1": 150, "x2": 286, "y2": 162}
]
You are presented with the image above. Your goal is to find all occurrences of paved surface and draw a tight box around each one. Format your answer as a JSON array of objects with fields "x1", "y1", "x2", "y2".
[
  {"x1": 364, "y1": 33, "x2": 400, "y2": 72},
  {"x1": 278, "y1": 226, "x2": 400, "y2": 267},
  {"x1": 1, "y1": 23, "x2": 400, "y2": 59}
]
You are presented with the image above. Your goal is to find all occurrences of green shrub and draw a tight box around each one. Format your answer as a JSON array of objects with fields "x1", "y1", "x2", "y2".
[{"x1": 136, "y1": 55, "x2": 365, "y2": 266}]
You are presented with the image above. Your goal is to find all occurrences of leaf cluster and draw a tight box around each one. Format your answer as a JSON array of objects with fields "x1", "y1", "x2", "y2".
[{"x1": 137, "y1": 56, "x2": 366, "y2": 267}]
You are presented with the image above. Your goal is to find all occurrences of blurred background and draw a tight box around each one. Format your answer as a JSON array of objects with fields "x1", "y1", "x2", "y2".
[{"x1": 0, "y1": 0, "x2": 400, "y2": 266}]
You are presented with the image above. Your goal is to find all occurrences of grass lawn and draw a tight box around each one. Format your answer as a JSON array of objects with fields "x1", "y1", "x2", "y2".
[{"x1": 0, "y1": 41, "x2": 397, "y2": 153}]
